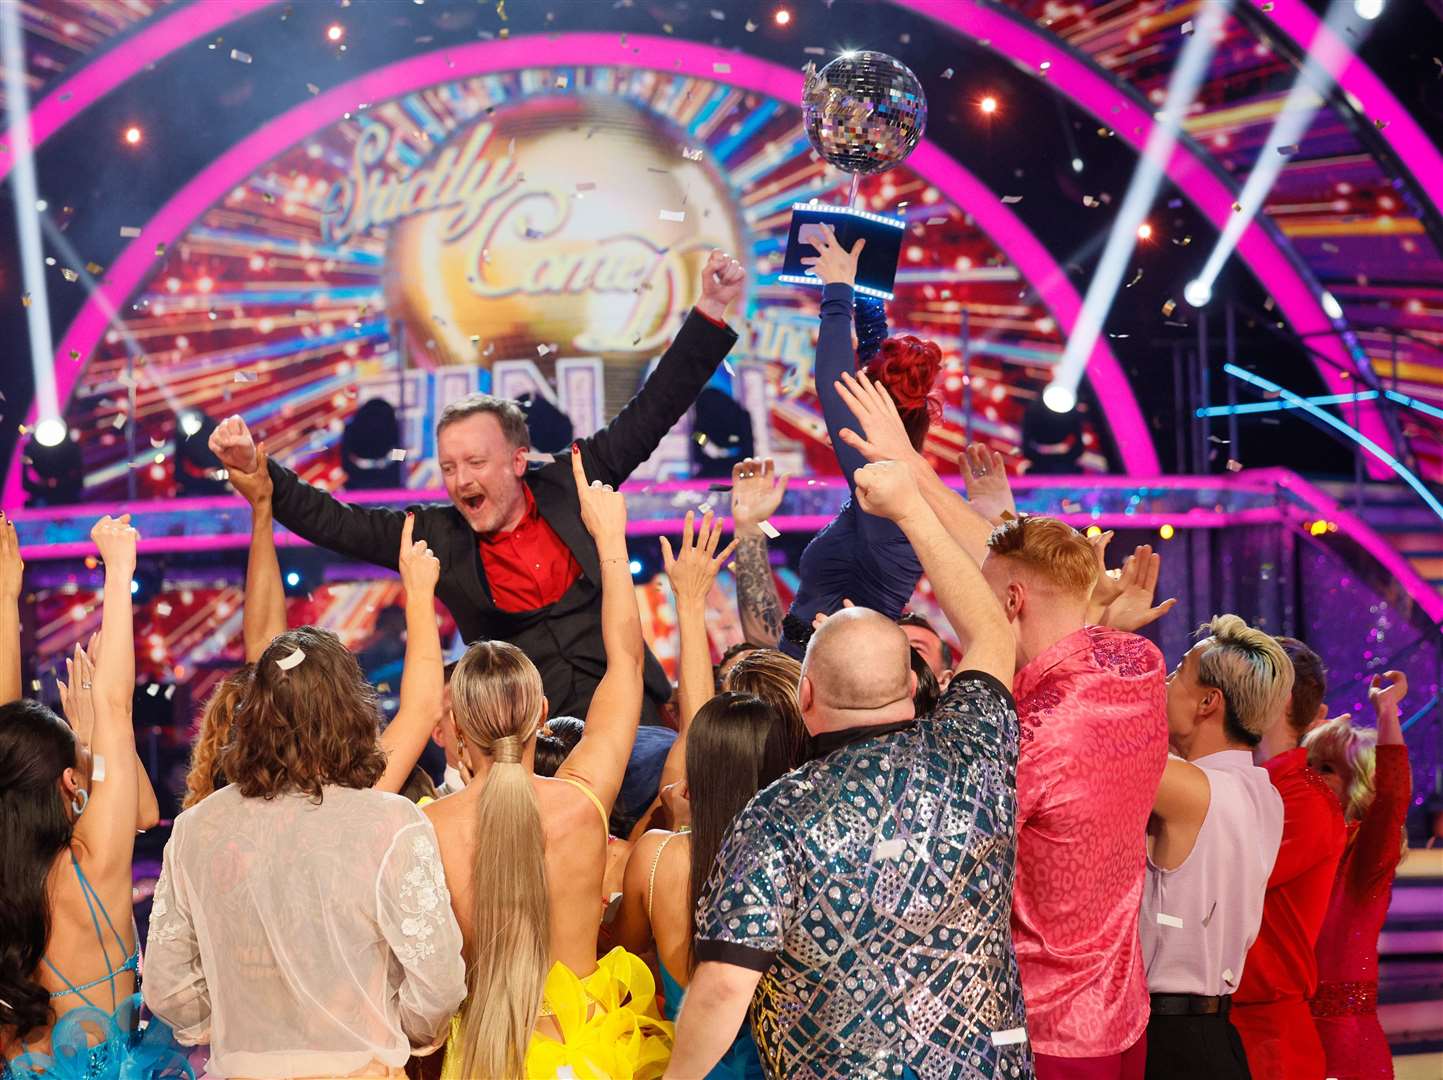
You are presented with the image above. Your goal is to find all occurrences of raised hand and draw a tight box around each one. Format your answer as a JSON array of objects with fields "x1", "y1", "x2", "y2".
[
  {"x1": 571, "y1": 448, "x2": 628, "y2": 552},
  {"x1": 1369, "y1": 670, "x2": 1407, "y2": 719},
  {"x1": 811, "y1": 597, "x2": 856, "y2": 631},
  {"x1": 961, "y1": 444, "x2": 1016, "y2": 524},
  {"x1": 1100, "y1": 544, "x2": 1178, "y2": 633},
  {"x1": 57, "y1": 639, "x2": 97, "y2": 746},
  {"x1": 91, "y1": 514, "x2": 138, "y2": 576},
  {"x1": 730, "y1": 457, "x2": 789, "y2": 534},
  {"x1": 1087, "y1": 530, "x2": 1124, "y2": 612},
  {"x1": 696, "y1": 250, "x2": 746, "y2": 322},
  {"x1": 660, "y1": 510, "x2": 738, "y2": 606},
  {"x1": 210, "y1": 415, "x2": 259, "y2": 475},
  {"x1": 228, "y1": 444, "x2": 275, "y2": 507},
  {"x1": 800, "y1": 223, "x2": 864, "y2": 287},
  {"x1": 397, "y1": 513, "x2": 440, "y2": 596},
  {"x1": 853, "y1": 460, "x2": 925, "y2": 524},
  {"x1": 835, "y1": 370, "x2": 919, "y2": 466},
  {"x1": 0, "y1": 512, "x2": 22, "y2": 602}
]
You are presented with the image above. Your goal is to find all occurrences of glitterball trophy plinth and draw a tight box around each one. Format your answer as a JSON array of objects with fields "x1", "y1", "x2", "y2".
[{"x1": 780, "y1": 50, "x2": 928, "y2": 301}]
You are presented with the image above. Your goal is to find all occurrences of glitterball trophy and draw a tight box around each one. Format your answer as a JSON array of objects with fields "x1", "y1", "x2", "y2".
[{"x1": 780, "y1": 50, "x2": 928, "y2": 300}]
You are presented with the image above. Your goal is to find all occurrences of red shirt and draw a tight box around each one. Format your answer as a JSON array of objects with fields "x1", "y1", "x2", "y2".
[
  {"x1": 1232, "y1": 747, "x2": 1345, "y2": 1078},
  {"x1": 477, "y1": 484, "x2": 581, "y2": 612},
  {"x1": 1010, "y1": 626, "x2": 1168, "y2": 1057}
]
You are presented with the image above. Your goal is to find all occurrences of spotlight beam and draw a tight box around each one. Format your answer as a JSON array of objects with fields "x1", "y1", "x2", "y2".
[
  {"x1": 2, "y1": 5, "x2": 60, "y2": 424},
  {"x1": 1046, "y1": 0, "x2": 1233, "y2": 409}
]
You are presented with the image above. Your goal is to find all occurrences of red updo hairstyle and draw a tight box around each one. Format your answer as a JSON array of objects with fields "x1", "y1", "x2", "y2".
[{"x1": 864, "y1": 335, "x2": 944, "y2": 451}]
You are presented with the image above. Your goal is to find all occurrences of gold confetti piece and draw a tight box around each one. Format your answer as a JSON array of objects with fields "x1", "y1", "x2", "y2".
[
  {"x1": 1231, "y1": 202, "x2": 1243, "y2": 212},
  {"x1": 230, "y1": 49, "x2": 252, "y2": 63},
  {"x1": 1262, "y1": 2, "x2": 1274, "y2": 10},
  {"x1": 119, "y1": 226, "x2": 141, "y2": 238},
  {"x1": 85, "y1": 261, "x2": 102, "y2": 275},
  {"x1": 1161, "y1": 299, "x2": 1177, "y2": 317},
  {"x1": 496, "y1": 0, "x2": 506, "y2": 18},
  {"x1": 470, "y1": 334, "x2": 481, "y2": 344},
  {"x1": 659, "y1": 209, "x2": 686, "y2": 222},
  {"x1": 1374, "y1": 118, "x2": 1389, "y2": 131},
  {"x1": 1001, "y1": 195, "x2": 1023, "y2": 204},
  {"x1": 60, "y1": 268, "x2": 78, "y2": 282},
  {"x1": 682, "y1": 146, "x2": 703, "y2": 161},
  {"x1": 155, "y1": 243, "x2": 166, "y2": 256}
]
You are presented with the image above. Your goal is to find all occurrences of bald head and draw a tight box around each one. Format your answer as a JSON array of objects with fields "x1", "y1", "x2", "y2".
[{"x1": 801, "y1": 608, "x2": 916, "y2": 733}]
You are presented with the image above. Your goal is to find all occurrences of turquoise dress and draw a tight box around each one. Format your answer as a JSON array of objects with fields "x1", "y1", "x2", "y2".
[
  {"x1": 658, "y1": 960, "x2": 764, "y2": 1080},
  {"x1": 4, "y1": 855, "x2": 193, "y2": 1080}
]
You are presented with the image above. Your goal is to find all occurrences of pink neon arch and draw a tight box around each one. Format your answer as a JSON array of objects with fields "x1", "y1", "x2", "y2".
[{"x1": 1, "y1": 33, "x2": 1158, "y2": 506}]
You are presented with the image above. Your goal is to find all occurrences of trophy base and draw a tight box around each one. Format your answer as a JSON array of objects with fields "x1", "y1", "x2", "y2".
[{"x1": 779, "y1": 200, "x2": 907, "y2": 301}]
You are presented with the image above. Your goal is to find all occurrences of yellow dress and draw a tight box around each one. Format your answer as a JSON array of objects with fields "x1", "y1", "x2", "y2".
[{"x1": 439, "y1": 946, "x2": 674, "y2": 1080}]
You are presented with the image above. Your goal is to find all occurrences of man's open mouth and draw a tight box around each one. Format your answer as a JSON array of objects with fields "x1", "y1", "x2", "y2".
[{"x1": 461, "y1": 494, "x2": 484, "y2": 512}]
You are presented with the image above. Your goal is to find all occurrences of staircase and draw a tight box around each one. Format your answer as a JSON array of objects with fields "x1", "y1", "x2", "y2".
[
  {"x1": 1318, "y1": 481, "x2": 1443, "y2": 604},
  {"x1": 1384, "y1": 849, "x2": 1443, "y2": 1078}
]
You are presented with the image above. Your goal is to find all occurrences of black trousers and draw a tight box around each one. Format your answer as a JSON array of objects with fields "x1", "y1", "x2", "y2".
[{"x1": 1144, "y1": 1013, "x2": 1252, "y2": 1080}]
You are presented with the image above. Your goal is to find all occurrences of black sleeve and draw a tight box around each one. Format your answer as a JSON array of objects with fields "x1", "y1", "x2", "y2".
[
  {"x1": 577, "y1": 310, "x2": 738, "y2": 486},
  {"x1": 267, "y1": 457, "x2": 411, "y2": 571}
]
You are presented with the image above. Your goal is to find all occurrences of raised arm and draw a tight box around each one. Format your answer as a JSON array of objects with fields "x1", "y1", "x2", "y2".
[
  {"x1": 655, "y1": 511, "x2": 738, "y2": 798},
  {"x1": 835, "y1": 371, "x2": 995, "y2": 563},
  {"x1": 729, "y1": 457, "x2": 787, "y2": 647},
  {"x1": 1349, "y1": 671, "x2": 1412, "y2": 895},
  {"x1": 1097, "y1": 544, "x2": 1178, "y2": 633},
  {"x1": 227, "y1": 445, "x2": 288, "y2": 662},
  {"x1": 211, "y1": 415, "x2": 409, "y2": 570},
  {"x1": 853, "y1": 460, "x2": 1014, "y2": 686},
  {"x1": 375, "y1": 514, "x2": 444, "y2": 795},
  {"x1": 73, "y1": 516, "x2": 142, "y2": 875},
  {"x1": 577, "y1": 252, "x2": 742, "y2": 486},
  {"x1": 554, "y1": 452, "x2": 646, "y2": 815},
  {"x1": 0, "y1": 514, "x2": 21, "y2": 703}
]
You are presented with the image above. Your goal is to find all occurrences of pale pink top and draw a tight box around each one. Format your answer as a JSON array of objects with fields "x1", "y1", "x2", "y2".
[
  {"x1": 143, "y1": 785, "x2": 466, "y2": 1079},
  {"x1": 1010, "y1": 626, "x2": 1170, "y2": 1057},
  {"x1": 1141, "y1": 750, "x2": 1283, "y2": 997}
]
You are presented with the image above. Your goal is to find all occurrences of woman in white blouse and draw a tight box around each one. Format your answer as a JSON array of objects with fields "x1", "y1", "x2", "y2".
[{"x1": 143, "y1": 517, "x2": 465, "y2": 1079}]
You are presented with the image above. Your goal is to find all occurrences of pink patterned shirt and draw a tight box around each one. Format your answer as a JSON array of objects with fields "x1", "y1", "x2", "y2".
[{"x1": 1011, "y1": 626, "x2": 1169, "y2": 1057}]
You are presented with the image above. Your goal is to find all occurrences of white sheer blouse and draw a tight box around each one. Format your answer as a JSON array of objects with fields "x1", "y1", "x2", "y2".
[{"x1": 143, "y1": 785, "x2": 465, "y2": 1079}]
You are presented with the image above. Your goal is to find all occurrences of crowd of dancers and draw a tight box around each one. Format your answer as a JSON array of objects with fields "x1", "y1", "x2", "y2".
[{"x1": 0, "y1": 235, "x2": 1414, "y2": 1080}]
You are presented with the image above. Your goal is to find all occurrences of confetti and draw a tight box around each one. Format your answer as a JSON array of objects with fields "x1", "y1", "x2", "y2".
[
  {"x1": 744, "y1": 19, "x2": 757, "y2": 31},
  {"x1": 388, "y1": 448, "x2": 407, "y2": 461},
  {"x1": 164, "y1": 685, "x2": 176, "y2": 700},
  {"x1": 146, "y1": 684, "x2": 160, "y2": 697},
  {"x1": 991, "y1": 1028, "x2": 1027, "y2": 1047},
  {"x1": 1227, "y1": 459, "x2": 1243, "y2": 472},
  {"x1": 1181, "y1": 20, "x2": 1194, "y2": 35},
  {"x1": 659, "y1": 209, "x2": 686, "y2": 222},
  {"x1": 1276, "y1": 144, "x2": 1299, "y2": 156},
  {"x1": 306, "y1": 82, "x2": 320, "y2": 95},
  {"x1": 575, "y1": 180, "x2": 596, "y2": 192},
  {"x1": 803, "y1": 46, "x2": 826, "y2": 56},
  {"x1": 698, "y1": 501, "x2": 714, "y2": 515},
  {"x1": 872, "y1": 837, "x2": 906, "y2": 861},
  {"x1": 234, "y1": 371, "x2": 257, "y2": 383},
  {"x1": 682, "y1": 146, "x2": 704, "y2": 161},
  {"x1": 155, "y1": 243, "x2": 167, "y2": 257},
  {"x1": 1231, "y1": 201, "x2": 1243, "y2": 213},
  {"x1": 709, "y1": 8, "x2": 726, "y2": 18},
  {"x1": 119, "y1": 226, "x2": 141, "y2": 238},
  {"x1": 758, "y1": 520, "x2": 781, "y2": 539},
  {"x1": 1126, "y1": 268, "x2": 1143, "y2": 288},
  {"x1": 276, "y1": 647, "x2": 306, "y2": 671},
  {"x1": 156, "y1": 601, "x2": 173, "y2": 616},
  {"x1": 1156, "y1": 912, "x2": 1184, "y2": 928},
  {"x1": 941, "y1": 67, "x2": 955, "y2": 79},
  {"x1": 230, "y1": 49, "x2": 253, "y2": 64},
  {"x1": 91, "y1": 754, "x2": 107, "y2": 781},
  {"x1": 1001, "y1": 194, "x2": 1023, "y2": 204},
  {"x1": 1161, "y1": 299, "x2": 1177, "y2": 317},
  {"x1": 925, "y1": 215, "x2": 948, "y2": 225},
  {"x1": 712, "y1": 62, "x2": 731, "y2": 73},
  {"x1": 1374, "y1": 118, "x2": 1389, "y2": 131},
  {"x1": 496, "y1": 0, "x2": 506, "y2": 18},
  {"x1": 85, "y1": 261, "x2": 102, "y2": 275},
  {"x1": 60, "y1": 268, "x2": 78, "y2": 282},
  {"x1": 536, "y1": 343, "x2": 551, "y2": 356},
  {"x1": 554, "y1": 75, "x2": 568, "y2": 89}
]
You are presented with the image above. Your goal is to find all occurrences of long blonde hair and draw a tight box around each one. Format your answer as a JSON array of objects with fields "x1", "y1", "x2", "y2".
[
  {"x1": 448, "y1": 641, "x2": 549, "y2": 1079},
  {"x1": 1303, "y1": 717, "x2": 1408, "y2": 859},
  {"x1": 181, "y1": 666, "x2": 253, "y2": 809}
]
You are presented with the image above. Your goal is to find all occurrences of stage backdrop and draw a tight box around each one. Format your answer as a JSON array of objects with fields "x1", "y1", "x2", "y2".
[{"x1": 61, "y1": 65, "x2": 1108, "y2": 501}]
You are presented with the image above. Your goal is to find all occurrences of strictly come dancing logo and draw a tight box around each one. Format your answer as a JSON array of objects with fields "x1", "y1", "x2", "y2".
[{"x1": 320, "y1": 94, "x2": 745, "y2": 370}]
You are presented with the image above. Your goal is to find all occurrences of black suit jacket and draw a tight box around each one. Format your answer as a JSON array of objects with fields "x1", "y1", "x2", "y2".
[{"x1": 266, "y1": 310, "x2": 738, "y2": 724}]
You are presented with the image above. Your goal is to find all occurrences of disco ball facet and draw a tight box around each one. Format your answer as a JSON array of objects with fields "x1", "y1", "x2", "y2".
[{"x1": 802, "y1": 51, "x2": 928, "y2": 175}]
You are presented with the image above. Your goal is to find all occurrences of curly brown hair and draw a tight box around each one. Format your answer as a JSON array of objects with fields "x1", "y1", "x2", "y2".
[
  {"x1": 220, "y1": 627, "x2": 387, "y2": 801},
  {"x1": 182, "y1": 665, "x2": 254, "y2": 810}
]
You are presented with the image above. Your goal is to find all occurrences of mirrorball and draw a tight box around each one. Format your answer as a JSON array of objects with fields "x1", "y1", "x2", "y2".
[{"x1": 802, "y1": 51, "x2": 928, "y2": 175}]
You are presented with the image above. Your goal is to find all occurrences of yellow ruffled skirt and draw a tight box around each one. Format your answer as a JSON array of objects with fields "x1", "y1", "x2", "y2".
[{"x1": 439, "y1": 946, "x2": 674, "y2": 1079}]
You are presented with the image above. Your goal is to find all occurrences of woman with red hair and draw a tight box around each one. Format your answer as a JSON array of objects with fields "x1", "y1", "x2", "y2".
[{"x1": 771, "y1": 224, "x2": 943, "y2": 657}]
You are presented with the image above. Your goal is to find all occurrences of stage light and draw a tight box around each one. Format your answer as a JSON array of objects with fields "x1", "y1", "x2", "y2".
[
  {"x1": 33, "y1": 418, "x2": 67, "y2": 447},
  {"x1": 1085, "y1": 524, "x2": 1103, "y2": 538},
  {"x1": 1321, "y1": 290, "x2": 1344, "y2": 320},
  {"x1": 1042, "y1": 383, "x2": 1076, "y2": 414},
  {"x1": 284, "y1": 570, "x2": 302, "y2": 589},
  {"x1": 124, "y1": 126, "x2": 142, "y2": 146},
  {"x1": 774, "y1": 8, "x2": 791, "y2": 25},
  {"x1": 629, "y1": 558, "x2": 644, "y2": 577},
  {"x1": 979, "y1": 96, "x2": 998, "y2": 115},
  {"x1": 1071, "y1": 157, "x2": 1084, "y2": 173},
  {"x1": 279, "y1": 558, "x2": 318, "y2": 597},
  {"x1": 1048, "y1": 0, "x2": 1228, "y2": 417},
  {"x1": 174, "y1": 410, "x2": 227, "y2": 496},
  {"x1": 130, "y1": 579, "x2": 140, "y2": 596},
  {"x1": 326, "y1": 23, "x2": 344, "y2": 42},
  {"x1": 1184, "y1": 279, "x2": 1213, "y2": 308},
  {"x1": 1136, "y1": 222, "x2": 1154, "y2": 241},
  {"x1": 1353, "y1": 0, "x2": 1384, "y2": 19},
  {"x1": 1159, "y1": 524, "x2": 1176, "y2": 541}
]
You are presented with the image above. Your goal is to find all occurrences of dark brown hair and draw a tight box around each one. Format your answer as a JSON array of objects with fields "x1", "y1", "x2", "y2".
[
  {"x1": 1276, "y1": 637, "x2": 1327, "y2": 742},
  {"x1": 221, "y1": 627, "x2": 387, "y2": 800}
]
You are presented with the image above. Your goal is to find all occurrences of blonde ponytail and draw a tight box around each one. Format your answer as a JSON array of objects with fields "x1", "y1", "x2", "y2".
[{"x1": 450, "y1": 642, "x2": 550, "y2": 1079}]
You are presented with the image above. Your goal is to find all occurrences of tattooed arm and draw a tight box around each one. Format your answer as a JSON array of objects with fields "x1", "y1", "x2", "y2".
[{"x1": 729, "y1": 458, "x2": 788, "y2": 647}]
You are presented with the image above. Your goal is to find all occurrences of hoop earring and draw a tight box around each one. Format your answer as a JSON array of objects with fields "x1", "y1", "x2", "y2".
[{"x1": 71, "y1": 788, "x2": 89, "y2": 818}]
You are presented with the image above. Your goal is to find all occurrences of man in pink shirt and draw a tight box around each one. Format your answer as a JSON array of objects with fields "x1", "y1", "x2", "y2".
[{"x1": 981, "y1": 517, "x2": 1170, "y2": 1080}]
